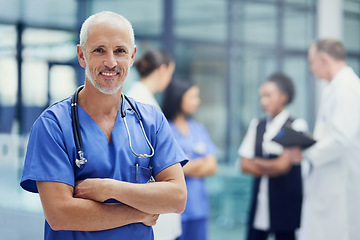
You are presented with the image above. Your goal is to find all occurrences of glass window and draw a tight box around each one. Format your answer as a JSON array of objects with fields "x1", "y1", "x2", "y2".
[
  {"x1": 240, "y1": 51, "x2": 278, "y2": 120},
  {"x1": 22, "y1": 0, "x2": 77, "y2": 28},
  {"x1": 283, "y1": 56, "x2": 310, "y2": 121},
  {"x1": 285, "y1": 0, "x2": 314, "y2": 5},
  {"x1": 175, "y1": 41, "x2": 227, "y2": 160},
  {"x1": 0, "y1": 0, "x2": 20, "y2": 22},
  {"x1": 344, "y1": 17, "x2": 360, "y2": 52},
  {"x1": 284, "y1": 7, "x2": 313, "y2": 48},
  {"x1": 243, "y1": 3, "x2": 277, "y2": 45},
  {"x1": 344, "y1": 0, "x2": 360, "y2": 14},
  {"x1": 174, "y1": 0, "x2": 227, "y2": 42},
  {"x1": 49, "y1": 65, "x2": 76, "y2": 104},
  {"x1": 91, "y1": 0, "x2": 163, "y2": 36},
  {"x1": 0, "y1": 24, "x2": 17, "y2": 50},
  {"x1": 0, "y1": 24, "x2": 17, "y2": 106},
  {"x1": 22, "y1": 28, "x2": 77, "y2": 62},
  {"x1": 22, "y1": 61, "x2": 48, "y2": 106},
  {"x1": 348, "y1": 57, "x2": 360, "y2": 75},
  {"x1": 0, "y1": 58, "x2": 17, "y2": 105},
  {"x1": 344, "y1": 0, "x2": 360, "y2": 75}
]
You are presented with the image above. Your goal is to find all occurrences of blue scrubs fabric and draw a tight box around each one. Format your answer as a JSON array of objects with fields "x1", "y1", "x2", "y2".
[
  {"x1": 20, "y1": 97, "x2": 187, "y2": 240},
  {"x1": 169, "y1": 119, "x2": 217, "y2": 221}
]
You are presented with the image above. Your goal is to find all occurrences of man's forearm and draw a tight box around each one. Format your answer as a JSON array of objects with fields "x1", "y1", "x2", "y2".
[
  {"x1": 108, "y1": 180, "x2": 186, "y2": 214},
  {"x1": 37, "y1": 181, "x2": 152, "y2": 231},
  {"x1": 74, "y1": 163, "x2": 187, "y2": 215}
]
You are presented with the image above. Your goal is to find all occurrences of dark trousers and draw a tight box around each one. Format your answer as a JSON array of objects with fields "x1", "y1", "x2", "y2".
[{"x1": 246, "y1": 227, "x2": 296, "y2": 240}]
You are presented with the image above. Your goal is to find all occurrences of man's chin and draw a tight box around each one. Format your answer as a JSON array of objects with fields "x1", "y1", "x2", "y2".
[{"x1": 98, "y1": 83, "x2": 123, "y2": 95}]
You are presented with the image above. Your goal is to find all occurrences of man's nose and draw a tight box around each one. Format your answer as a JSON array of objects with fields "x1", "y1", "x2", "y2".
[{"x1": 104, "y1": 53, "x2": 117, "y2": 68}]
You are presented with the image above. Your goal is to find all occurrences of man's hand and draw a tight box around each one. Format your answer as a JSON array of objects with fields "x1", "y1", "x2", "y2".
[{"x1": 74, "y1": 178, "x2": 112, "y2": 202}]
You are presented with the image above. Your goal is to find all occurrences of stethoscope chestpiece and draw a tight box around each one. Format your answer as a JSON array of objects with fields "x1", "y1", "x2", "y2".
[{"x1": 75, "y1": 150, "x2": 87, "y2": 168}]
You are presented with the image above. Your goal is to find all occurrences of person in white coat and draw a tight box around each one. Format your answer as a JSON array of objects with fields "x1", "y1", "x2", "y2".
[
  {"x1": 287, "y1": 39, "x2": 360, "y2": 240},
  {"x1": 127, "y1": 49, "x2": 175, "y2": 110},
  {"x1": 127, "y1": 49, "x2": 181, "y2": 240}
]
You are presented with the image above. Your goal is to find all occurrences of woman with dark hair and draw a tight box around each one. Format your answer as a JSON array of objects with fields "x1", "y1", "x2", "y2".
[
  {"x1": 127, "y1": 49, "x2": 178, "y2": 240},
  {"x1": 238, "y1": 72, "x2": 308, "y2": 240},
  {"x1": 127, "y1": 49, "x2": 175, "y2": 109},
  {"x1": 162, "y1": 78, "x2": 218, "y2": 240}
]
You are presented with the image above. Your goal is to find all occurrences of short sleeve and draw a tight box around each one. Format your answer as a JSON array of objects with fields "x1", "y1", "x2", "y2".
[
  {"x1": 238, "y1": 118, "x2": 259, "y2": 159},
  {"x1": 151, "y1": 112, "x2": 188, "y2": 176},
  {"x1": 20, "y1": 116, "x2": 74, "y2": 193}
]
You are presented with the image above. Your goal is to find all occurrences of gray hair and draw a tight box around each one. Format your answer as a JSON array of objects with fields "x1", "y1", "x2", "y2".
[
  {"x1": 314, "y1": 39, "x2": 346, "y2": 61},
  {"x1": 79, "y1": 11, "x2": 135, "y2": 53}
]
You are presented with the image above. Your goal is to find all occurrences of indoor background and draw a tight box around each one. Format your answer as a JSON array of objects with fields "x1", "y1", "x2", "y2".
[{"x1": 0, "y1": 0, "x2": 359, "y2": 239}]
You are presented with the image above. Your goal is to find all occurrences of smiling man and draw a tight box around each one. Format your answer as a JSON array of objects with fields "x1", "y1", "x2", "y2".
[{"x1": 20, "y1": 11, "x2": 188, "y2": 240}]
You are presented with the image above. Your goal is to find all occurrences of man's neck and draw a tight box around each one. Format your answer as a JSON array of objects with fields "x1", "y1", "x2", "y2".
[
  {"x1": 78, "y1": 82, "x2": 122, "y2": 118},
  {"x1": 328, "y1": 61, "x2": 347, "y2": 81}
]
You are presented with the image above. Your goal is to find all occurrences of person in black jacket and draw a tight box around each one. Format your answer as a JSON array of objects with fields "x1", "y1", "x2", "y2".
[{"x1": 238, "y1": 72, "x2": 308, "y2": 240}]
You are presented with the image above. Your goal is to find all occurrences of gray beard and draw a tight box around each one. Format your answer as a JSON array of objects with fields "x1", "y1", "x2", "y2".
[{"x1": 84, "y1": 58, "x2": 123, "y2": 95}]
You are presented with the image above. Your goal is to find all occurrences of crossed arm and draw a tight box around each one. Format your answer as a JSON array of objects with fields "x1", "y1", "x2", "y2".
[
  {"x1": 241, "y1": 153, "x2": 293, "y2": 177},
  {"x1": 37, "y1": 163, "x2": 186, "y2": 231},
  {"x1": 182, "y1": 155, "x2": 217, "y2": 178}
]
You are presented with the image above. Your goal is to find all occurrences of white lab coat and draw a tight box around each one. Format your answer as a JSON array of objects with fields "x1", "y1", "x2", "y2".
[
  {"x1": 126, "y1": 81, "x2": 161, "y2": 109},
  {"x1": 126, "y1": 81, "x2": 182, "y2": 240},
  {"x1": 300, "y1": 67, "x2": 360, "y2": 240}
]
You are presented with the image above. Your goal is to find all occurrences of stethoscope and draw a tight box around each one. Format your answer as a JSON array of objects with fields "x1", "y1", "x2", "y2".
[{"x1": 71, "y1": 85, "x2": 155, "y2": 170}]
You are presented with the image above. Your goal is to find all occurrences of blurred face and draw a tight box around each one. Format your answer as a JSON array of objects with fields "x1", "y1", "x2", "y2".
[
  {"x1": 308, "y1": 45, "x2": 327, "y2": 80},
  {"x1": 77, "y1": 21, "x2": 136, "y2": 94},
  {"x1": 260, "y1": 82, "x2": 287, "y2": 117},
  {"x1": 181, "y1": 86, "x2": 200, "y2": 115},
  {"x1": 157, "y1": 61, "x2": 175, "y2": 92}
]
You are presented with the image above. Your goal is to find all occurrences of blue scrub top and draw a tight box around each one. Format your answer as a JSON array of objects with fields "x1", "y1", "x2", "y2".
[
  {"x1": 169, "y1": 119, "x2": 217, "y2": 221},
  {"x1": 20, "y1": 96, "x2": 188, "y2": 240}
]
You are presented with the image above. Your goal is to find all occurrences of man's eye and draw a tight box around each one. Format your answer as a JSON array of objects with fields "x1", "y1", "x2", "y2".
[
  {"x1": 93, "y1": 48, "x2": 104, "y2": 53},
  {"x1": 115, "y1": 49, "x2": 126, "y2": 54}
]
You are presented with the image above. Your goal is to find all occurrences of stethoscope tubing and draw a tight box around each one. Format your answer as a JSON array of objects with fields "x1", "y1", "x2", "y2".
[{"x1": 71, "y1": 85, "x2": 154, "y2": 169}]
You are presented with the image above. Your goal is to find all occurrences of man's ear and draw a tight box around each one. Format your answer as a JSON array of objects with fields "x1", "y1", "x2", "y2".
[
  {"x1": 321, "y1": 52, "x2": 332, "y2": 66},
  {"x1": 130, "y1": 45, "x2": 137, "y2": 67},
  {"x1": 77, "y1": 44, "x2": 86, "y2": 68}
]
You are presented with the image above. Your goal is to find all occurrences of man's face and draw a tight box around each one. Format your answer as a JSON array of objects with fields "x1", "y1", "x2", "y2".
[
  {"x1": 79, "y1": 22, "x2": 136, "y2": 94},
  {"x1": 308, "y1": 45, "x2": 326, "y2": 80}
]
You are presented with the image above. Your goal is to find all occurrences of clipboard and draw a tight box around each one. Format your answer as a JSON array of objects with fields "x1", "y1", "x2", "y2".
[{"x1": 272, "y1": 125, "x2": 316, "y2": 149}]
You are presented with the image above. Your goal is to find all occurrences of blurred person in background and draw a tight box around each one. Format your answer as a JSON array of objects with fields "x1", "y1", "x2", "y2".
[
  {"x1": 127, "y1": 49, "x2": 180, "y2": 240},
  {"x1": 287, "y1": 39, "x2": 360, "y2": 240},
  {"x1": 127, "y1": 49, "x2": 175, "y2": 110},
  {"x1": 239, "y1": 72, "x2": 308, "y2": 240},
  {"x1": 162, "y1": 78, "x2": 218, "y2": 240},
  {"x1": 20, "y1": 11, "x2": 188, "y2": 240}
]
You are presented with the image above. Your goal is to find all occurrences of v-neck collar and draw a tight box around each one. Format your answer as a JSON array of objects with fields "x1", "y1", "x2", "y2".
[{"x1": 77, "y1": 104, "x2": 122, "y2": 145}]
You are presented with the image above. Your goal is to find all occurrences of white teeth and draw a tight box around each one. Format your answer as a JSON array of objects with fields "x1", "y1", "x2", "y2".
[{"x1": 102, "y1": 72, "x2": 117, "y2": 76}]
